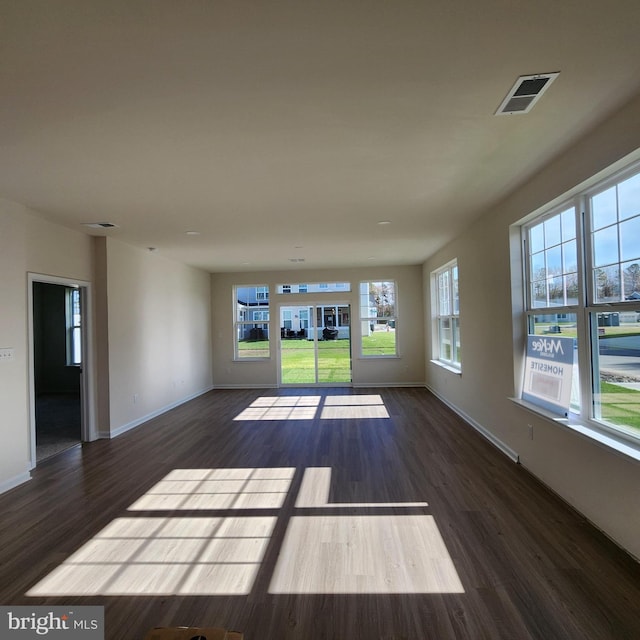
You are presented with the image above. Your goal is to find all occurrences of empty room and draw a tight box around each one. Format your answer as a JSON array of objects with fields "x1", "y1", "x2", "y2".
[{"x1": 1, "y1": 2, "x2": 639, "y2": 639}]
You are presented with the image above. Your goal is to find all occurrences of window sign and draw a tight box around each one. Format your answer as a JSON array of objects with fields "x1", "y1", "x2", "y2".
[{"x1": 522, "y1": 335, "x2": 575, "y2": 415}]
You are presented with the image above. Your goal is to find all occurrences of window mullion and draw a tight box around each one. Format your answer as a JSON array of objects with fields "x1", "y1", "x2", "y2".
[
  {"x1": 575, "y1": 199, "x2": 593, "y2": 423},
  {"x1": 582, "y1": 197, "x2": 595, "y2": 308}
]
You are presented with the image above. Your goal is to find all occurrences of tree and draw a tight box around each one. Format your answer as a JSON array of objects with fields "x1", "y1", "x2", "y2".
[
  {"x1": 595, "y1": 267, "x2": 620, "y2": 301},
  {"x1": 624, "y1": 263, "x2": 640, "y2": 298},
  {"x1": 369, "y1": 282, "x2": 395, "y2": 317}
]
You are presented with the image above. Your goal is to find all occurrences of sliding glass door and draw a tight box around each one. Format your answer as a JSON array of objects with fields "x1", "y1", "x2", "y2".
[{"x1": 280, "y1": 304, "x2": 351, "y2": 385}]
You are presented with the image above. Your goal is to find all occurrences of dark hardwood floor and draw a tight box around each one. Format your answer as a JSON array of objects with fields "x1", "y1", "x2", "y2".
[
  {"x1": 1, "y1": 387, "x2": 638, "y2": 639},
  {"x1": 35, "y1": 393, "x2": 82, "y2": 462}
]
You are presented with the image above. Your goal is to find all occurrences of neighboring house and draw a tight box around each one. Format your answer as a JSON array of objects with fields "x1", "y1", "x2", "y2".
[
  {"x1": 236, "y1": 286, "x2": 270, "y2": 341},
  {"x1": 280, "y1": 305, "x2": 351, "y2": 340}
]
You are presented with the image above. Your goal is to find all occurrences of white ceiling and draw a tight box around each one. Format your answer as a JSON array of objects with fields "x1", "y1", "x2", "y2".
[{"x1": 2, "y1": 1, "x2": 640, "y2": 272}]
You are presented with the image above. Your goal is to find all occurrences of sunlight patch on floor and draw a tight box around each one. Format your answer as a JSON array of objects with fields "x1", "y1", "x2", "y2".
[
  {"x1": 233, "y1": 394, "x2": 389, "y2": 421},
  {"x1": 323, "y1": 395, "x2": 384, "y2": 406},
  {"x1": 320, "y1": 394, "x2": 390, "y2": 419},
  {"x1": 27, "y1": 465, "x2": 463, "y2": 597},
  {"x1": 27, "y1": 515, "x2": 277, "y2": 596},
  {"x1": 234, "y1": 396, "x2": 321, "y2": 421},
  {"x1": 319, "y1": 404, "x2": 389, "y2": 419},
  {"x1": 128, "y1": 467, "x2": 295, "y2": 511},
  {"x1": 269, "y1": 515, "x2": 464, "y2": 594},
  {"x1": 296, "y1": 467, "x2": 428, "y2": 508}
]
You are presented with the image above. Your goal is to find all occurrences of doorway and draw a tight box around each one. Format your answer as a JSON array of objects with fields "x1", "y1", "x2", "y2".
[
  {"x1": 28, "y1": 275, "x2": 94, "y2": 465},
  {"x1": 279, "y1": 303, "x2": 352, "y2": 385}
]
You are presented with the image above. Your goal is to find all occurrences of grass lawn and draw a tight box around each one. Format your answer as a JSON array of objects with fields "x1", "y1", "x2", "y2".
[
  {"x1": 281, "y1": 339, "x2": 351, "y2": 383},
  {"x1": 361, "y1": 329, "x2": 396, "y2": 356},
  {"x1": 237, "y1": 340, "x2": 270, "y2": 358},
  {"x1": 533, "y1": 323, "x2": 640, "y2": 340},
  {"x1": 238, "y1": 331, "x2": 397, "y2": 382},
  {"x1": 598, "y1": 380, "x2": 640, "y2": 434}
]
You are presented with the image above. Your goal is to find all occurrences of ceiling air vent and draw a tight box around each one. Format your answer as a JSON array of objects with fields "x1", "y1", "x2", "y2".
[
  {"x1": 495, "y1": 72, "x2": 559, "y2": 115},
  {"x1": 83, "y1": 222, "x2": 119, "y2": 229}
]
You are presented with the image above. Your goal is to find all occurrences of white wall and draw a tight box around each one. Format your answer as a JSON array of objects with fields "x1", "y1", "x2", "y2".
[
  {"x1": 0, "y1": 211, "x2": 213, "y2": 493},
  {"x1": 0, "y1": 200, "x2": 93, "y2": 492},
  {"x1": 102, "y1": 238, "x2": 213, "y2": 436},
  {"x1": 211, "y1": 265, "x2": 425, "y2": 388},
  {"x1": 424, "y1": 92, "x2": 640, "y2": 560}
]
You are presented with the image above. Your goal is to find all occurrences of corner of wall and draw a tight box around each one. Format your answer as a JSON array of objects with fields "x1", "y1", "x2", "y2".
[{"x1": 93, "y1": 236, "x2": 111, "y2": 435}]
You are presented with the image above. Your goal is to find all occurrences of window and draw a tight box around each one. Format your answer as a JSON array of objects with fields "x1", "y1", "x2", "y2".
[
  {"x1": 432, "y1": 261, "x2": 461, "y2": 370},
  {"x1": 234, "y1": 285, "x2": 270, "y2": 359},
  {"x1": 359, "y1": 281, "x2": 397, "y2": 356},
  {"x1": 590, "y1": 172, "x2": 640, "y2": 303},
  {"x1": 276, "y1": 282, "x2": 350, "y2": 294},
  {"x1": 528, "y1": 207, "x2": 578, "y2": 308},
  {"x1": 66, "y1": 288, "x2": 82, "y2": 366},
  {"x1": 521, "y1": 162, "x2": 640, "y2": 446}
]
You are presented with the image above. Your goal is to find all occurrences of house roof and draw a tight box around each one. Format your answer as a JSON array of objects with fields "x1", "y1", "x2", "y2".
[{"x1": 1, "y1": 0, "x2": 640, "y2": 272}]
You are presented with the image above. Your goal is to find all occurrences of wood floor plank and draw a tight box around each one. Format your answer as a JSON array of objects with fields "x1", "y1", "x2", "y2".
[{"x1": 0, "y1": 387, "x2": 638, "y2": 639}]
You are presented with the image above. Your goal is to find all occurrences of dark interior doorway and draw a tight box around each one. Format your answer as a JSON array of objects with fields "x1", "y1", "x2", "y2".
[{"x1": 33, "y1": 282, "x2": 82, "y2": 462}]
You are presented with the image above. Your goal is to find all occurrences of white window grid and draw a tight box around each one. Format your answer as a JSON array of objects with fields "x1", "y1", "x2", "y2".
[
  {"x1": 432, "y1": 262, "x2": 460, "y2": 370},
  {"x1": 522, "y1": 161, "x2": 640, "y2": 445}
]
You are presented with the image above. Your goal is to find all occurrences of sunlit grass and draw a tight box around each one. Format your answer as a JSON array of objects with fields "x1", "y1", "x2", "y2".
[
  {"x1": 597, "y1": 326, "x2": 640, "y2": 337},
  {"x1": 533, "y1": 323, "x2": 640, "y2": 339},
  {"x1": 281, "y1": 340, "x2": 351, "y2": 383},
  {"x1": 598, "y1": 381, "x2": 640, "y2": 433},
  {"x1": 237, "y1": 340, "x2": 270, "y2": 358},
  {"x1": 361, "y1": 330, "x2": 396, "y2": 356}
]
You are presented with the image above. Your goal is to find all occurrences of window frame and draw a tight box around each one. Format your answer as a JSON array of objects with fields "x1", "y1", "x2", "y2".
[
  {"x1": 519, "y1": 159, "x2": 640, "y2": 455},
  {"x1": 234, "y1": 284, "x2": 271, "y2": 361},
  {"x1": 431, "y1": 260, "x2": 461, "y2": 371},
  {"x1": 359, "y1": 280, "x2": 398, "y2": 358},
  {"x1": 255, "y1": 286, "x2": 269, "y2": 300},
  {"x1": 65, "y1": 287, "x2": 82, "y2": 367},
  {"x1": 276, "y1": 282, "x2": 350, "y2": 294}
]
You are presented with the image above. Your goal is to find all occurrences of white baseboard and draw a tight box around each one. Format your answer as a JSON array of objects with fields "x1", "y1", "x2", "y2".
[
  {"x1": 352, "y1": 381, "x2": 426, "y2": 388},
  {"x1": 108, "y1": 386, "x2": 214, "y2": 439},
  {"x1": 213, "y1": 384, "x2": 278, "y2": 390},
  {"x1": 214, "y1": 382, "x2": 425, "y2": 389},
  {"x1": 518, "y1": 461, "x2": 640, "y2": 564},
  {"x1": 426, "y1": 384, "x2": 519, "y2": 463},
  {"x1": 0, "y1": 470, "x2": 31, "y2": 495}
]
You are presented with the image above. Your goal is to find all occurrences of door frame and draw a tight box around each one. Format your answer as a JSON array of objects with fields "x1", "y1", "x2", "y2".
[
  {"x1": 27, "y1": 273, "x2": 97, "y2": 468},
  {"x1": 277, "y1": 300, "x2": 352, "y2": 387}
]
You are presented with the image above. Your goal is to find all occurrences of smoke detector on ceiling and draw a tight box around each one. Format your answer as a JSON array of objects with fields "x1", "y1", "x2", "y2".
[{"x1": 495, "y1": 72, "x2": 560, "y2": 115}]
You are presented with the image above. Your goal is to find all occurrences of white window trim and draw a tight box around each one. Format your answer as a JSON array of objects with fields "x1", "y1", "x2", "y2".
[
  {"x1": 359, "y1": 280, "x2": 399, "y2": 358},
  {"x1": 516, "y1": 156, "x2": 640, "y2": 462},
  {"x1": 234, "y1": 285, "x2": 271, "y2": 361},
  {"x1": 510, "y1": 396, "x2": 640, "y2": 463},
  {"x1": 65, "y1": 287, "x2": 82, "y2": 367},
  {"x1": 431, "y1": 260, "x2": 461, "y2": 371}
]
